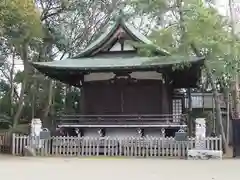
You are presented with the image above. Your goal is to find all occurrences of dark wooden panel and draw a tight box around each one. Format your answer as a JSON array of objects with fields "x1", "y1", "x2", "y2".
[
  {"x1": 232, "y1": 119, "x2": 240, "y2": 157},
  {"x1": 84, "y1": 82, "x2": 121, "y2": 114},
  {"x1": 122, "y1": 81, "x2": 162, "y2": 114},
  {"x1": 83, "y1": 80, "x2": 170, "y2": 115},
  {"x1": 161, "y1": 83, "x2": 171, "y2": 114}
]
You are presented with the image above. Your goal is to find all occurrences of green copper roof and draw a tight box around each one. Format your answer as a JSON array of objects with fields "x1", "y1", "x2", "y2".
[
  {"x1": 73, "y1": 16, "x2": 170, "y2": 58},
  {"x1": 30, "y1": 14, "x2": 205, "y2": 88},
  {"x1": 32, "y1": 56, "x2": 204, "y2": 72}
]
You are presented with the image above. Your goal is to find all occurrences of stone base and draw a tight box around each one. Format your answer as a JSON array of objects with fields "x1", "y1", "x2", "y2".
[
  {"x1": 187, "y1": 149, "x2": 222, "y2": 160},
  {"x1": 23, "y1": 146, "x2": 36, "y2": 156}
]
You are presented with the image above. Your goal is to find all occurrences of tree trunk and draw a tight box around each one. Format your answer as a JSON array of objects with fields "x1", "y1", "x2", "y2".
[
  {"x1": 41, "y1": 47, "x2": 65, "y2": 127},
  {"x1": 31, "y1": 69, "x2": 37, "y2": 119},
  {"x1": 10, "y1": 48, "x2": 15, "y2": 117},
  {"x1": 13, "y1": 43, "x2": 29, "y2": 128},
  {"x1": 223, "y1": 88, "x2": 230, "y2": 144},
  {"x1": 206, "y1": 70, "x2": 230, "y2": 151},
  {"x1": 13, "y1": 78, "x2": 27, "y2": 128},
  {"x1": 177, "y1": 0, "x2": 231, "y2": 154},
  {"x1": 42, "y1": 80, "x2": 54, "y2": 128},
  {"x1": 228, "y1": 0, "x2": 240, "y2": 116},
  {"x1": 190, "y1": 43, "x2": 231, "y2": 154}
]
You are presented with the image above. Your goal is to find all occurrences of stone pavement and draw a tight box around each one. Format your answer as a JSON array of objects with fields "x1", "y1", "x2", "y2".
[{"x1": 0, "y1": 157, "x2": 239, "y2": 180}]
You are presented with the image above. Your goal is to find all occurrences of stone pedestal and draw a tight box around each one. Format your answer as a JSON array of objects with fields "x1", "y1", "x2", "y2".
[
  {"x1": 187, "y1": 149, "x2": 222, "y2": 160},
  {"x1": 187, "y1": 118, "x2": 223, "y2": 160},
  {"x1": 30, "y1": 118, "x2": 43, "y2": 149},
  {"x1": 23, "y1": 146, "x2": 36, "y2": 156},
  {"x1": 195, "y1": 118, "x2": 206, "y2": 148}
]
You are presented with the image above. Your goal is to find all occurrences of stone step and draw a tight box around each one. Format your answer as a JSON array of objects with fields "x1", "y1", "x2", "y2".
[{"x1": 187, "y1": 149, "x2": 223, "y2": 160}]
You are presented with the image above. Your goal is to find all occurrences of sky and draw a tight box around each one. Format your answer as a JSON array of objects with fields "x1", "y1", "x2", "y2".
[
  {"x1": 215, "y1": 0, "x2": 229, "y2": 15},
  {"x1": 215, "y1": 0, "x2": 240, "y2": 17}
]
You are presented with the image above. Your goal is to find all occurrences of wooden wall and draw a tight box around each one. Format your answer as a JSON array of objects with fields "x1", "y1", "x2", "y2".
[{"x1": 80, "y1": 79, "x2": 172, "y2": 115}]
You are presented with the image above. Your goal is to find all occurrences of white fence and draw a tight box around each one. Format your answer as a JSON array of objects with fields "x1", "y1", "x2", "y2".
[{"x1": 12, "y1": 134, "x2": 222, "y2": 158}]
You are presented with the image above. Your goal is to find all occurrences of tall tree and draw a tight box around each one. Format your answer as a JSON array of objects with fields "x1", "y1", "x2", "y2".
[
  {"x1": 133, "y1": 0, "x2": 240, "y2": 154},
  {"x1": 0, "y1": 0, "x2": 43, "y2": 127}
]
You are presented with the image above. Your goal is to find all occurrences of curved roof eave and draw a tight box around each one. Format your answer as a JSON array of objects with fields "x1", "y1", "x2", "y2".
[{"x1": 31, "y1": 56, "x2": 205, "y2": 71}]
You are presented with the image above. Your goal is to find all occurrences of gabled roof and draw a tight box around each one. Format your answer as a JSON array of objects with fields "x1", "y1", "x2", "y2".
[
  {"x1": 72, "y1": 15, "x2": 170, "y2": 58},
  {"x1": 30, "y1": 14, "x2": 205, "y2": 88},
  {"x1": 31, "y1": 15, "x2": 173, "y2": 73}
]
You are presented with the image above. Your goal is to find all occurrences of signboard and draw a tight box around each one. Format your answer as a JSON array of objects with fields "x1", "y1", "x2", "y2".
[
  {"x1": 175, "y1": 129, "x2": 187, "y2": 141},
  {"x1": 40, "y1": 129, "x2": 51, "y2": 140}
]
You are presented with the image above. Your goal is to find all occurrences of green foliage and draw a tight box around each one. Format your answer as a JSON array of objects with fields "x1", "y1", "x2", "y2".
[
  {"x1": 14, "y1": 71, "x2": 25, "y2": 84},
  {"x1": 183, "y1": 1, "x2": 240, "y2": 81},
  {"x1": 6, "y1": 0, "x2": 236, "y2": 129},
  {"x1": 0, "y1": 80, "x2": 10, "y2": 95},
  {"x1": 133, "y1": 0, "x2": 240, "y2": 85},
  {"x1": 0, "y1": 0, "x2": 43, "y2": 42},
  {"x1": 131, "y1": 0, "x2": 168, "y2": 15},
  {"x1": 0, "y1": 0, "x2": 123, "y2": 128},
  {"x1": 149, "y1": 25, "x2": 179, "y2": 53}
]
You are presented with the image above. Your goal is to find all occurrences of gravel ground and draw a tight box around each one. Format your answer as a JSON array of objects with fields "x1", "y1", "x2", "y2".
[{"x1": 0, "y1": 157, "x2": 239, "y2": 180}]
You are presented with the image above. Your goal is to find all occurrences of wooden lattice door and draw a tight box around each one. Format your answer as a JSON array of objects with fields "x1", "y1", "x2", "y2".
[{"x1": 172, "y1": 98, "x2": 183, "y2": 122}]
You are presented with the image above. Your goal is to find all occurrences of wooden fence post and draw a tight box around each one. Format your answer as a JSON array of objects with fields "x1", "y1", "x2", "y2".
[
  {"x1": 219, "y1": 135, "x2": 222, "y2": 151},
  {"x1": 12, "y1": 133, "x2": 15, "y2": 155}
]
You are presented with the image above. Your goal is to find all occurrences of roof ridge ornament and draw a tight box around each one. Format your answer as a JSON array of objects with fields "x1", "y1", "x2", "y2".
[
  {"x1": 119, "y1": 8, "x2": 124, "y2": 17},
  {"x1": 115, "y1": 4, "x2": 125, "y2": 23}
]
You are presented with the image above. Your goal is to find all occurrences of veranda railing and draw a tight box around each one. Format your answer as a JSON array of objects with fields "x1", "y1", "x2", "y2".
[{"x1": 56, "y1": 114, "x2": 187, "y2": 127}]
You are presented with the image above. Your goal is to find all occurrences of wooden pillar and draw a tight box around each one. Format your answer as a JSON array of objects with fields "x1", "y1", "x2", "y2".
[
  {"x1": 80, "y1": 86, "x2": 85, "y2": 114},
  {"x1": 187, "y1": 88, "x2": 193, "y2": 137},
  {"x1": 161, "y1": 74, "x2": 170, "y2": 114}
]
